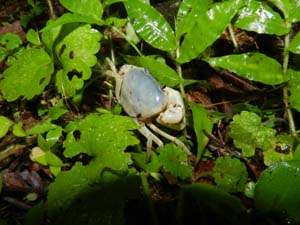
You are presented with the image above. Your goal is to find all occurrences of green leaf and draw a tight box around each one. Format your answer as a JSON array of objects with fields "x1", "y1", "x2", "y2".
[
  {"x1": 124, "y1": 0, "x2": 176, "y2": 51},
  {"x1": 59, "y1": 0, "x2": 103, "y2": 21},
  {"x1": 175, "y1": 0, "x2": 208, "y2": 39},
  {"x1": 263, "y1": 134, "x2": 294, "y2": 166},
  {"x1": 180, "y1": 183, "x2": 250, "y2": 225},
  {"x1": 158, "y1": 143, "x2": 192, "y2": 179},
  {"x1": 41, "y1": 13, "x2": 103, "y2": 32},
  {"x1": 63, "y1": 113, "x2": 139, "y2": 158},
  {"x1": 235, "y1": 0, "x2": 290, "y2": 35},
  {"x1": 0, "y1": 48, "x2": 53, "y2": 101},
  {"x1": 229, "y1": 111, "x2": 276, "y2": 157},
  {"x1": 12, "y1": 122, "x2": 27, "y2": 137},
  {"x1": 289, "y1": 0, "x2": 300, "y2": 22},
  {"x1": 55, "y1": 24, "x2": 101, "y2": 97},
  {"x1": 0, "y1": 116, "x2": 13, "y2": 138},
  {"x1": 26, "y1": 29, "x2": 41, "y2": 45},
  {"x1": 132, "y1": 152, "x2": 162, "y2": 173},
  {"x1": 47, "y1": 167, "x2": 141, "y2": 224},
  {"x1": 267, "y1": 0, "x2": 290, "y2": 19},
  {"x1": 123, "y1": 55, "x2": 180, "y2": 87},
  {"x1": 0, "y1": 33, "x2": 22, "y2": 50},
  {"x1": 255, "y1": 161, "x2": 300, "y2": 223},
  {"x1": 190, "y1": 103, "x2": 213, "y2": 162},
  {"x1": 287, "y1": 69, "x2": 300, "y2": 111},
  {"x1": 27, "y1": 120, "x2": 58, "y2": 135},
  {"x1": 213, "y1": 156, "x2": 248, "y2": 193},
  {"x1": 46, "y1": 127, "x2": 63, "y2": 147},
  {"x1": 288, "y1": 31, "x2": 300, "y2": 54},
  {"x1": 0, "y1": 47, "x2": 8, "y2": 62},
  {"x1": 204, "y1": 53, "x2": 287, "y2": 85},
  {"x1": 48, "y1": 107, "x2": 68, "y2": 120},
  {"x1": 177, "y1": 0, "x2": 245, "y2": 63}
]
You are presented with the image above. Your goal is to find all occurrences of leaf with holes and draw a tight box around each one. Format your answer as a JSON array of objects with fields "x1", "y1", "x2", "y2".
[
  {"x1": 55, "y1": 24, "x2": 101, "y2": 97},
  {"x1": 0, "y1": 48, "x2": 53, "y2": 101}
]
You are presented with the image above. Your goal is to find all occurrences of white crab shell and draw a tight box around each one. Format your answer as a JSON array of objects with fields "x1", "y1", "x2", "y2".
[{"x1": 119, "y1": 66, "x2": 167, "y2": 120}]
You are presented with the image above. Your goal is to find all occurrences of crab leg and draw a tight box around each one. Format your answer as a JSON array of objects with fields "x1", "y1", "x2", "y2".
[
  {"x1": 134, "y1": 118, "x2": 164, "y2": 150},
  {"x1": 148, "y1": 123, "x2": 192, "y2": 156}
]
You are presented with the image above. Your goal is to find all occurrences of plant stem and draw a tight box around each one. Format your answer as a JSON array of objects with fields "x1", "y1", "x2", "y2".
[
  {"x1": 46, "y1": 0, "x2": 56, "y2": 20},
  {"x1": 282, "y1": 32, "x2": 297, "y2": 137},
  {"x1": 112, "y1": 27, "x2": 143, "y2": 56},
  {"x1": 175, "y1": 46, "x2": 186, "y2": 98},
  {"x1": 140, "y1": 173, "x2": 159, "y2": 225},
  {"x1": 228, "y1": 24, "x2": 239, "y2": 52}
]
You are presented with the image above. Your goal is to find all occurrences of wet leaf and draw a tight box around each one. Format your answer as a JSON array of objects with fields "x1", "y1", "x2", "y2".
[
  {"x1": 55, "y1": 24, "x2": 101, "y2": 97},
  {"x1": 177, "y1": 0, "x2": 245, "y2": 63},
  {"x1": 0, "y1": 32, "x2": 22, "y2": 50},
  {"x1": 124, "y1": 0, "x2": 176, "y2": 51},
  {"x1": 48, "y1": 107, "x2": 68, "y2": 120},
  {"x1": 289, "y1": 0, "x2": 300, "y2": 22},
  {"x1": 229, "y1": 111, "x2": 276, "y2": 157},
  {"x1": 41, "y1": 13, "x2": 103, "y2": 32},
  {"x1": 213, "y1": 156, "x2": 248, "y2": 193},
  {"x1": 0, "y1": 48, "x2": 53, "y2": 101},
  {"x1": 180, "y1": 183, "x2": 250, "y2": 225},
  {"x1": 190, "y1": 103, "x2": 213, "y2": 162},
  {"x1": 204, "y1": 53, "x2": 287, "y2": 85},
  {"x1": 123, "y1": 55, "x2": 180, "y2": 87},
  {"x1": 267, "y1": 0, "x2": 290, "y2": 19},
  {"x1": 0, "y1": 116, "x2": 13, "y2": 138},
  {"x1": 255, "y1": 161, "x2": 300, "y2": 223},
  {"x1": 288, "y1": 31, "x2": 300, "y2": 54},
  {"x1": 235, "y1": 0, "x2": 290, "y2": 35},
  {"x1": 158, "y1": 143, "x2": 193, "y2": 179},
  {"x1": 175, "y1": 0, "x2": 208, "y2": 39},
  {"x1": 60, "y1": 0, "x2": 103, "y2": 21}
]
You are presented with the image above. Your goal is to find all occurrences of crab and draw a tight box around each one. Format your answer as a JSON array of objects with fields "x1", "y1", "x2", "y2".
[{"x1": 106, "y1": 58, "x2": 191, "y2": 156}]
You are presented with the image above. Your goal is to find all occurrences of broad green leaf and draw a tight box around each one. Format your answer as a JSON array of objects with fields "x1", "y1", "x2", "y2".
[
  {"x1": 124, "y1": 0, "x2": 176, "y2": 51},
  {"x1": 190, "y1": 103, "x2": 213, "y2": 162},
  {"x1": 0, "y1": 116, "x2": 13, "y2": 138},
  {"x1": 180, "y1": 184, "x2": 250, "y2": 225},
  {"x1": 59, "y1": 0, "x2": 103, "y2": 21},
  {"x1": 55, "y1": 24, "x2": 101, "y2": 97},
  {"x1": 288, "y1": 31, "x2": 300, "y2": 54},
  {"x1": 255, "y1": 161, "x2": 300, "y2": 223},
  {"x1": 123, "y1": 55, "x2": 180, "y2": 87},
  {"x1": 235, "y1": 0, "x2": 290, "y2": 35},
  {"x1": 263, "y1": 134, "x2": 294, "y2": 166},
  {"x1": 204, "y1": 53, "x2": 287, "y2": 85},
  {"x1": 289, "y1": 0, "x2": 300, "y2": 22},
  {"x1": 267, "y1": 0, "x2": 290, "y2": 19},
  {"x1": 175, "y1": 0, "x2": 208, "y2": 39},
  {"x1": 63, "y1": 113, "x2": 139, "y2": 158},
  {"x1": 213, "y1": 156, "x2": 248, "y2": 193},
  {"x1": 177, "y1": 0, "x2": 245, "y2": 63},
  {"x1": 0, "y1": 33, "x2": 22, "y2": 50},
  {"x1": 0, "y1": 48, "x2": 53, "y2": 101},
  {"x1": 229, "y1": 111, "x2": 276, "y2": 157},
  {"x1": 287, "y1": 69, "x2": 300, "y2": 111},
  {"x1": 26, "y1": 29, "x2": 41, "y2": 45},
  {"x1": 47, "y1": 167, "x2": 141, "y2": 224},
  {"x1": 41, "y1": 13, "x2": 103, "y2": 32},
  {"x1": 158, "y1": 143, "x2": 193, "y2": 179},
  {"x1": 103, "y1": 0, "x2": 125, "y2": 7}
]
